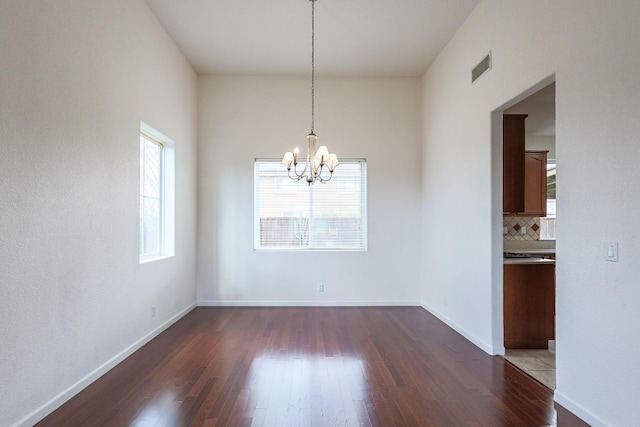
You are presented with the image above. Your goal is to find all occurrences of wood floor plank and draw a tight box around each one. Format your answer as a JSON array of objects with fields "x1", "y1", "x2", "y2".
[{"x1": 36, "y1": 307, "x2": 588, "y2": 426}]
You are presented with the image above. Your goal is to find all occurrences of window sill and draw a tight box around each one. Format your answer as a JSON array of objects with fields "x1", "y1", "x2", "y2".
[
  {"x1": 254, "y1": 248, "x2": 367, "y2": 252},
  {"x1": 140, "y1": 254, "x2": 174, "y2": 264}
]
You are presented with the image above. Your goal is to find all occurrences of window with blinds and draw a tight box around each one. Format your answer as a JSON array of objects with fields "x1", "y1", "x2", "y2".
[{"x1": 254, "y1": 159, "x2": 367, "y2": 250}]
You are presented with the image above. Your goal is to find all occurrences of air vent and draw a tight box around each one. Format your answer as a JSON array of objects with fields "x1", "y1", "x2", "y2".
[{"x1": 472, "y1": 51, "x2": 492, "y2": 83}]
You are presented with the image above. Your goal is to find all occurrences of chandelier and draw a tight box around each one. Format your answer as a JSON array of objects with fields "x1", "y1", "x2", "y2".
[{"x1": 281, "y1": 0, "x2": 338, "y2": 185}]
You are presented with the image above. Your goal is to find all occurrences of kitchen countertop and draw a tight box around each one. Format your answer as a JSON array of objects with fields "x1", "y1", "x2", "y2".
[
  {"x1": 503, "y1": 257, "x2": 555, "y2": 265},
  {"x1": 505, "y1": 249, "x2": 556, "y2": 256}
]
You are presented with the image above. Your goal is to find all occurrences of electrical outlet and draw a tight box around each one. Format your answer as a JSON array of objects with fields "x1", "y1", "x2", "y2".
[
  {"x1": 318, "y1": 283, "x2": 324, "y2": 292},
  {"x1": 151, "y1": 306, "x2": 156, "y2": 317}
]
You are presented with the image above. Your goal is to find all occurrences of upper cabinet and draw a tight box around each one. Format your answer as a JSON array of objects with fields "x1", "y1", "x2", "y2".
[
  {"x1": 523, "y1": 151, "x2": 547, "y2": 217},
  {"x1": 503, "y1": 114, "x2": 547, "y2": 217},
  {"x1": 503, "y1": 114, "x2": 527, "y2": 214}
]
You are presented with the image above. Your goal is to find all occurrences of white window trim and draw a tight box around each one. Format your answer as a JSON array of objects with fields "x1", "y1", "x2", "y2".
[
  {"x1": 254, "y1": 158, "x2": 367, "y2": 252},
  {"x1": 539, "y1": 159, "x2": 556, "y2": 241},
  {"x1": 140, "y1": 122, "x2": 175, "y2": 263}
]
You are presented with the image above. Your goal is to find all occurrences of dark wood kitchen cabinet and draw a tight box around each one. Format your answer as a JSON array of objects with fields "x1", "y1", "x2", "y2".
[
  {"x1": 504, "y1": 263, "x2": 555, "y2": 349},
  {"x1": 503, "y1": 113, "x2": 548, "y2": 216},
  {"x1": 522, "y1": 150, "x2": 548, "y2": 217},
  {"x1": 503, "y1": 114, "x2": 527, "y2": 214}
]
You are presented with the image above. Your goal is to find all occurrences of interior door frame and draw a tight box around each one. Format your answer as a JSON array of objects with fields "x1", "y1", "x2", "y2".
[{"x1": 490, "y1": 74, "x2": 556, "y2": 355}]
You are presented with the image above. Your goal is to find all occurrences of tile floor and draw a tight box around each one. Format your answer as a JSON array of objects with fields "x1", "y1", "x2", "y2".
[{"x1": 504, "y1": 349, "x2": 556, "y2": 389}]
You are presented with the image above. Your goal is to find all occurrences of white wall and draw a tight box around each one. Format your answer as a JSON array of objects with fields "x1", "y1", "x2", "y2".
[
  {"x1": 0, "y1": 1, "x2": 198, "y2": 426},
  {"x1": 526, "y1": 135, "x2": 555, "y2": 159},
  {"x1": 421, "y1": 0, "x2": 640, "y2": 425},
  {"x1": 198, "y1": 76, "x2": 422, "y2": 305}
]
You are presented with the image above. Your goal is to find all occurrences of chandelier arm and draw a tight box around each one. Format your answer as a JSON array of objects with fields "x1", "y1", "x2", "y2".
[
  {"x1": 314, "y1": 165, "x2": 333, "y2": 183},
  {"x1": 315, "y1": 173, "x2": 332, "y2": 184},
  {"x1": 292, "y1": 161, "x2": 309, "y2": 181},
  {"x1": 288, "y1": 168, "x2": 304, "y2": 182}
]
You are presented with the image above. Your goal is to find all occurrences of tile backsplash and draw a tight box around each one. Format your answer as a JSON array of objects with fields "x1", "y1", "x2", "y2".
[{"x1": 503, "y1": 217, "x2": 540, "y2": 241}]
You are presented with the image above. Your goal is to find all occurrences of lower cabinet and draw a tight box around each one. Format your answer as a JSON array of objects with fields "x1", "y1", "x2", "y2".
[{"x1": 503, "y1": 263, "x2": 555, "y2": 349}]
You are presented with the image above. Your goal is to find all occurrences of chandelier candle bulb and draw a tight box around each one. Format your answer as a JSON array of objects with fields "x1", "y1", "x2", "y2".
[
  {"x1": 327, "y1": 153, "x2": 339, "y2": 171},
  {"x1": 282, "y1": 152, "x2": 294, "y2": 168},
  {"x1": 315, "y1": 145, "x2": 329, "y2": 162},
  {"x1": 312, "y1": 158, "x2": 321, "y2": 173}
]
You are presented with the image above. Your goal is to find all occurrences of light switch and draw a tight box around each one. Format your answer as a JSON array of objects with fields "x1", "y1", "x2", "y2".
[{"x1": 605, "y1": 242, "x2": 619, "y2": 262}]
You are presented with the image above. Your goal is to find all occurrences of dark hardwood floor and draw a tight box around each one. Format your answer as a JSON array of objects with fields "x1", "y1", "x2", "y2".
[{"x1": 38, "y1": 307, "x2": 587, "y2": 426}]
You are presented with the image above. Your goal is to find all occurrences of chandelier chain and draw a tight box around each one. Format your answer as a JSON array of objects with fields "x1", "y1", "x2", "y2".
[{"x1": 311, "y1": 0, "x2": 315, "y2": 133}]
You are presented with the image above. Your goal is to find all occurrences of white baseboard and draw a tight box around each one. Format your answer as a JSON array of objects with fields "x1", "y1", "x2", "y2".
[
  {"x1": 197, "y1": 299, "x2": 421, "y2": 307},
  {"x1": 12, "y1": 302, "x2": 197, "y2": 427},
  {"x1": 554, "y1": 390, "x2": 608, "y2": 427},
  {"x1": 420, "y1": 303, "x2": 495, "y2": 355}
]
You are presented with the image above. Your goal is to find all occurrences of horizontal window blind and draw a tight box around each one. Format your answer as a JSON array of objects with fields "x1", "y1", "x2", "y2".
[{"x1": 254, "y1": 159, "x2": 367, "y2": 250}]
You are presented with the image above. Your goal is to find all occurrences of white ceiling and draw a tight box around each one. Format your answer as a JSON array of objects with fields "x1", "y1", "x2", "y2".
[
  {"x1": 145, "y1": 0, "x2": 480, "y2": 77},
  {"x1": 505, "y1": 82, "x2": 556, "y2": 137}
]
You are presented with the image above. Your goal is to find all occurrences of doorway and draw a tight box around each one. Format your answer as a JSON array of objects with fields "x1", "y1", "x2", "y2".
[{"x1": 494, "y1": 78, "x2": 557, "y2": 389}]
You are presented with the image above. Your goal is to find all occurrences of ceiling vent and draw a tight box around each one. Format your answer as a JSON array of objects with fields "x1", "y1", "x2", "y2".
[{"x1": 472, "y1": 51, "x2": 492, "y2": 83}]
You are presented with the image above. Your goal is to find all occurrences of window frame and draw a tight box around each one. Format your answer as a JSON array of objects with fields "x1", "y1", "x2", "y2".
[
  {"x1": 539, "y1": 159, "x2": 556, "y2": 241},
  {"x1": 253, "y1": 158, "x2": 367, "y2": 252},
  {"x1": 139, "y1": 122, "x2": 175, "y2": 263}
]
